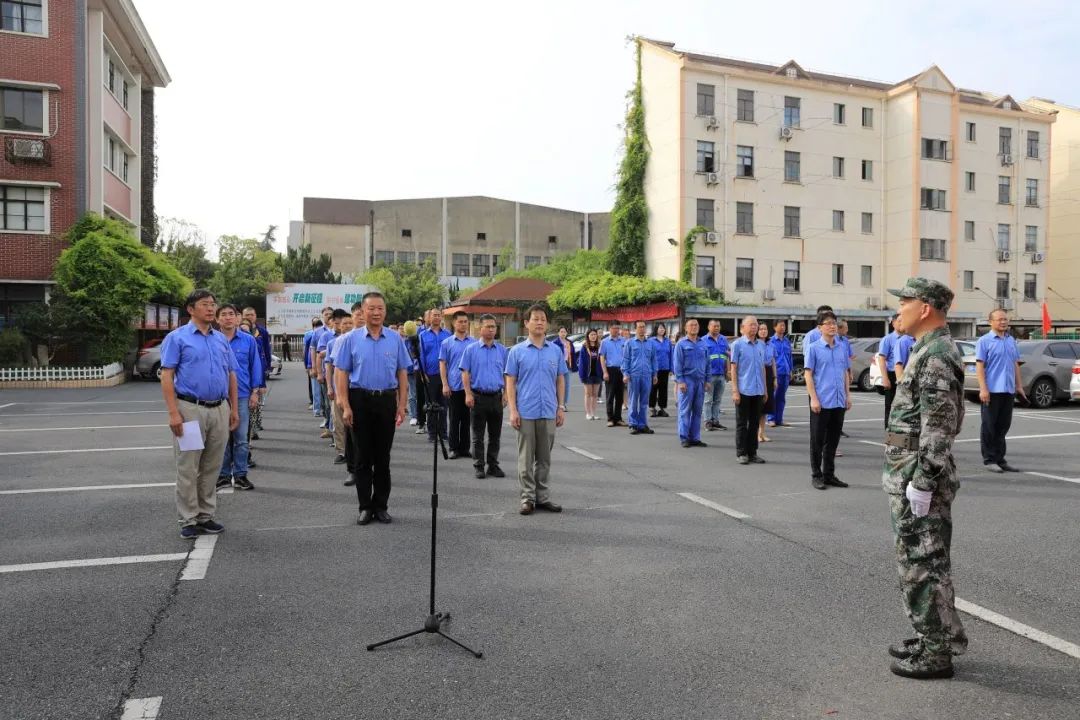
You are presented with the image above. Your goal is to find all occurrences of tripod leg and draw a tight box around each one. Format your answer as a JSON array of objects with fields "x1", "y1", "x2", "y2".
[
  {"x1": 366, "y1": 627, "x2": 427, "y2": 651},
  {"x1": 437, "y1": 630, "x2": 483, "y2": 658}
]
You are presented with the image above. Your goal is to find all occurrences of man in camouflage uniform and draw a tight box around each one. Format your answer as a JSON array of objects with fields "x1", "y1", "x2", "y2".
[{"x1": 882, "y1": 278, "x2": 968, "y2": 680}]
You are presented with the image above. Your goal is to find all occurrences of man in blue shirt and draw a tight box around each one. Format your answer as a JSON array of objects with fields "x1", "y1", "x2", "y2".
[
  {"x1": 648, "y1": 323, "x2": 673, "y2": 417},
  {"x1": 766, "y1": 320, "x2": 793, "y2": 427},
  {"x1": 461, "y1": 313, "x2": 510, "y2": 479},
  {"x1": 309, "y1": 307, "x2": 334, "y2": 417},
  {"x1": 333, "y1": 292, "x2": 412, "y2": 526},
  {"x1": 804, "y1": 312, "x2": 852, "y2": 490},
  {"x1": 242, "y1": 307, "x2": 273, "y2": 434},
  {"x1": 730, "y1": 316, "x2": 767, "y2": 465},
  {"x1": 802, "y1": 305, "x2": 833, "y2": 348},
  {"x1": 599, "y1": 322, "x2": 627, "y2": 427},
  {"x1": 326, "y1": 310, "x2": 356, "y2": 470},
  {"x1": 877, "y1": 313, "x2": 902, "y2": 427},
  {"x1": 674, "y1": 318, "x2": 709, "y2": 448},
  {"x1": 703, "y1": 320, "x2": 729, "y2": 431},
  {"x1": 506, "y1": 304, "x2": 568, "y2": 516},
  {"x1": 418, "y1": 308, "x2": 451, "y2": 443},
  {"x1": 623, "y1": 319, "x2": 657, "y2": 434},
  {"x1": 315, "y1": 312, "x2": 340, "y2": 438},
  {"x1": 891, "y1": 332, "x2": 916, "y2": 382},
  {"x1": 976, "y1": 309, "x2": 1026, "y2": 473},
  {"x1": 440, "y1": 310, "x2": 477, "y2": 459},
  {"x1": 215, "y1": 304, "x2": 263, "y2": 491},
  {"x1": 303, "y1": 318, "x2": 323, "y2": 414},
  {"x1": 160, "y1": 289, "x2": 239, "y2": 539}
]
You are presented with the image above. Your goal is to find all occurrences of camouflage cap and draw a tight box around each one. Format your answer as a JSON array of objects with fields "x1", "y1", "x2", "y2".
[{"x1": 888, "y1": 277, "x2": 954, "y2": 312}]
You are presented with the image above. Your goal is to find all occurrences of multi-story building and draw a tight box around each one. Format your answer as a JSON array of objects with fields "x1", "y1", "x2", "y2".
[
  {"x1": 639, "y1": 38, "x2": 1055, "y2": 333},
  {"x1": 0, "y1": 0, "x2": 169, "y2": 325},
  {"x1": 1024, "y1": 98, "x2": 1080, "y2": 326},
  {"x1": 299, "y1": 196, "x2": 610, "y2": 288}
]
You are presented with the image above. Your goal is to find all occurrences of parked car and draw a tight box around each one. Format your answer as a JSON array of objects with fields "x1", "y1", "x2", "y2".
[
  {"x1": 131, "y1": 339, "x2": 163, "y2": 380},
  {"x1": 848, "y1": 338, "x2": 879, "y2": 391},
  {"x1": 269, "y1": 354, "x2": 282, "y2": 377},
  {"x1": 871, "y1": 339, "x2": 976, "y2": 393},
  {"x1": 964, "y1": 340, "x2": 1080, "y2": 409},
  {"x1": 1071, "y1": 359, "x2": 1080, "y2": 402}
]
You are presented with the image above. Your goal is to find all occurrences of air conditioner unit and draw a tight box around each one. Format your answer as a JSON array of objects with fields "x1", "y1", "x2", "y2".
[
  {"x1": 866, "y1": 296, "x2": 881, "y2": 309},
  {"x1": 703, "y1": 231, "x2": 719, "y2": 245},
  {"x1": 998, "y1": 249, "x2": 1011, "y2": 262},
  {"x1": 1032, "y1": 251, "x2": 1045, "y2": 263},
  {"x1": 779, "y1": 126, "x2": 794, "y2": 140},
  {"x1": 1001, "y1": 153, "x2": 1013, "y2": 166},
  {"x1": 706, "y1": 172, "x2": 720, "y2": 185},
  {"x1": 10, "y1": 138, "x2": 46, "y2": 160},
  {"x1": 762, "y1": 289, "x2": 776, "y2": 301},
  {"x1": 1000, "y1": 298, "x2": 1015, "y2": 310},
  {"x1": 706, "y1": 116, "x2": 719, "y2": 130}
]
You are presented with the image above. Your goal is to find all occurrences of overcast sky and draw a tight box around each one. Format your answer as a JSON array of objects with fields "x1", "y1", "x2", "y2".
[{"x1": 137, "y1": 0, "x2": 1079, "y2": 252}]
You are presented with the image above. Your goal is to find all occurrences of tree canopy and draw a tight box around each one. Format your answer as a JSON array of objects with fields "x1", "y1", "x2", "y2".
[
  {"x1": 358, "y1": 262, "x2": 446, "y2": 323},
  {"x1": 282, "y1": 244, "x2": 341, "y2": 284},
  {"x1": 207, "y1": 235, "x2": 284, "y2": 311},
  {"x1": 547, "y1": 273, "x2": 706, "y2": 313}
]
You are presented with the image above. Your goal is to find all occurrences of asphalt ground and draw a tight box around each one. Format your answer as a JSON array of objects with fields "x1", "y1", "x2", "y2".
[{"x1": 1, "y1": 368, "x2": 1078, "y2": 719}]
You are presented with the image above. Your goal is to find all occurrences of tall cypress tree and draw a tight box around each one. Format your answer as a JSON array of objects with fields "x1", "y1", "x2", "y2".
[{"x1": 606, "y1": 38, "x2": 649, "y2": 277}]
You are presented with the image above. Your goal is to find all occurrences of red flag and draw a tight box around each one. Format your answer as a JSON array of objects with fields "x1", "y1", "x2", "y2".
[{"x1": 1042, "y1": 301, "x2": 1052, "y2": 337}]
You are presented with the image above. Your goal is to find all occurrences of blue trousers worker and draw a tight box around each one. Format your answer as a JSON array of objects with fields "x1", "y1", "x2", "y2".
[
  {"x1": 626, "y1": 374, "x2": 651, "y2": 430},
  {"x1": 705, "y1": 374, "x2": 725, "y2": 425},
  {"x1": 678, "y1": 379, "x2": 705, "y2": 444},
  {"x1": 767, "y1": 373, "x2": 790, "y2": 425},
  {"x1": 220, "y1": 402, "x2": 250, "y2": 478}
]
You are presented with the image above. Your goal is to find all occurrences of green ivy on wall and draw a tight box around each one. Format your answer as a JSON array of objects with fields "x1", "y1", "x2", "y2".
[{"x1": 605, "y1": 38, "x2": 649, "y2": 277}]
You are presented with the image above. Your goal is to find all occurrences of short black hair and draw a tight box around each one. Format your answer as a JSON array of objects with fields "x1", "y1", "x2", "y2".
[
  {"x1": 817, "y1": 311, "x2": 838, "y2": 325},
  {"x1": 215, "y1": 303, "x2": 239, "y2": 317},
  {"x1": 816, "y1": 305, "x2": 834, "y2": 314},
  {"x1": 312, "y1": 317, "x2": 322, "y2": 327},
  {"x1": 362, "y1": 291, "x2": 385, "y2": 303},
  {"x1": 331, "y1": 308, "x2": 349, "y2": 319},
  {"x1": 452, "y1": 310, "x2": 468, "y2": 321},
  {"x1": 184, "y1": 288, "x2": 216, "y2": 310},
  {"x1": 635, "y1": 319, "x2": 646, "y2": 327},
  {"x1": 608, "y1": 320, "x2": 620, "y2": 328},
  {"x1": 525, "y1": 304, "x2": 548, "y2": 321},
  {"x1": 479, "y1": 313, "x2": 496, "y2": 324},
  {"x1": 351, "y1": 301, "x2": 364, "y2": 312}
]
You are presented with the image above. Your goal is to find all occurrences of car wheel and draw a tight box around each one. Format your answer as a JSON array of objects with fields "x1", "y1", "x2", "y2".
[
  {"x1": 1030, "y1": 377, "x2": 1055, "y2": 409},
  {"x1": 858, "y1": 369, "x2": 873, "y2": 392},
  {"x1": 153, "y1": 362, "x2": 163, "y2": 382},
  {"x1": 790, "y1": 365, "x2": 805, "y2": 386}
]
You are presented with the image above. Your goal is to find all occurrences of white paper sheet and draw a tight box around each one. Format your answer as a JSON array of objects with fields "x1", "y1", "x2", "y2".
[{"x1": 177, "y1": 420, "x2": 204, "y2": 451}]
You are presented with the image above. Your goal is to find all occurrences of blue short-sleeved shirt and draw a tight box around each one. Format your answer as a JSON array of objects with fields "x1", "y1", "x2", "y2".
[
  {"x1": 440, "y1": 335, "x2": 477, "y2": 391},
  {"x1": 160, "y1": 323, "x2": 238, "y2": 401},
  {"x1": 317, "y1": 329, "x2": 333, "y2": 354},
  {"x1": 649, "y1": 337, "x2": 673, "y2": 372},
  {"x1": 730, "y1": 337, "x2": 766, "y2": 396},
  {"x1": 506, "y1": 339, "x2": 568, "y2": 421},
  {"x1": 878, "y1": 331, "x2": 898, "y2": 366},
  {"x1": 703, "y1": 334, "x2": 729, "y2": 376},
  {"x1": 334, "y1": 326, "x2": 412, "y2": 390},
  {"x1": 302, "y1": 329, "x2": 316, "y2": 369},
  {"x1": 803, "y1": 328, "x2": 822, "y2": 348},
  {"x1": 599, "y1": 335, "x2": 627, "y2": 368},
  {"x1": 838, "y1": 335, "x2": 854, "y2": 360},
  {"x1": 805, "y1": 338, "x2": 851, "y2": 409},
  {"x1": 762, "y1": 340, "x2": 775, "y2": 365},
  {"x1": 227, "y1": 330, "x2": 263, "y2": 398},
  {"x1": 890, "y1": 334, "x2": 915, "y2": 369},
  {"x1": 325, "y1": 332, "x2": 342, "y2": 374},
  {"x1": 460, "y1": 340, "x2": 509, "y2": 392},
  {"x1": 772, "y1": 334, "x2": 793, "y2": 375},
  {"x1": 623, "y1": 337, "x2": 656, "y2": 377},
  {"x1": 976, "y1": 331, "x2": 1021, "y2": 394},
  {"x1": 673, "y1": 337, "x2": 708, "y2": 382},
  {"x1": 418, "y1": 328, "x2": 451, "y2": 376}
]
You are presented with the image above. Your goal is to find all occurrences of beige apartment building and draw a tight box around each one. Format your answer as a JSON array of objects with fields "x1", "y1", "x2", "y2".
[
  {"x1": 640, "y1": 39, "x2": 1056, "y2": 331},
  {"x1": 297, "y1": 196, "x2": 610, "y2": 287}
]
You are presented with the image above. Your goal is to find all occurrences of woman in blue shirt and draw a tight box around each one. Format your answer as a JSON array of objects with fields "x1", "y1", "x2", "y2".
[
  {"x1": 648, "y1": 323, "x2": 673, "y2": 417},
  {"x1": 757, "y1": 323, "x2": 777, "y2": 443},
  {"x1": 577, "y1": 329, "x2": 603, "y2": 420}
]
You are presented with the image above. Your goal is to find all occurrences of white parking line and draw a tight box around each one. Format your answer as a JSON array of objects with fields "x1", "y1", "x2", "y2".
[
  {"x1": 859, "y1": 440, "x2": 886, "y2": 448},
  {"x1": 1024, "y1": 471, "x2": 1080, "y2": 485},
  {"x1": 565, "y1": 446, "x2": 603, "y2": 460},
  {"x1": 678, "y1": 492, "x2": 750, "y2": 520},
  {"x1": 0, "y1": 552, "x2": 188, "y2": 574},
  {"x1": 0, "y1": 446, "x2": 172, "y2": 456},
  {"x1": 7, "y1": 410, "x2": 167, "y2": 417},
  {"x1": 955, "y1": 598, "x2": 1080, "y2": 660},
  {"x1": 1014, "y1": 412, "x2": 1080, "y2": 425},
  {"x1": 180, "y1": 534, "x2": 217, "y2": 581},
  {"x1": 0, "y1": 402, "x2": 15, "y2": 410},
  {"x1": 34, "y1": 400, "x2": 162, "y2": 405},
  {"x1": 0, "y1": 424, "x2": 164, "y2": 433},
  {"x1": 788, "y1": 418, "x2": 884, "y2": 426},
  {"x1": 956, "y1": 432, "x2": 1080, "y2": 443},
  {"x1": 0, "y1": 482, "x2": 173, "y2": 495},
  {"x1": 120, "y1": 696, "x2": 163, "y2": 720}
]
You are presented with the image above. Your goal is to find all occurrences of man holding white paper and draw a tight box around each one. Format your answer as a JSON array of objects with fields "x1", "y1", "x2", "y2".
[{"x1": 161, "y1": 289, "x2": 239, "y2": 539}]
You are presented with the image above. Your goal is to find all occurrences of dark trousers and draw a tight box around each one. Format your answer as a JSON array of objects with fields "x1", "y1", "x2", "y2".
[
  {"x1": 281, "y1": 339, "x2": 292, "y2": 362},
  {"x1": 735, "y1": 395, "x2": 763, "y2": 458},
  {"x1": 471, "y1": 393, "x2": 503, "y2": 470},
  {"x1": 810, "y1": 407, "x2": 846, "y2": 479},
  {"x1": 347, "y1": 390, "x2": 397, "y2": 511},
  {"x1": 649, "y1": 370, "x2": 670, "y2": 409},
  {"x1": 414, "y1": 373, "x2": 428, "y2": 430},
  {"x1": 980, "y1": 392, "x2": 1014, "y2": 465},
  {"x1": 344, "y1": 413, "x2": 357, "y2": 474},
  {"x1": 306, "y1": 367, "x2": 312, "y2": 404},
  {"x1": 883, "y1": 371, "x2": 897, "y2": 428},
  {"x1": 605, "y1": 369, "x2": 625, "y2": 421},
  {"x1": 449, "y1": 389, "x2": 471, "y2": 454},
  {"x1": 426, "y1": 374, "x2": 447, "y2": 440}
]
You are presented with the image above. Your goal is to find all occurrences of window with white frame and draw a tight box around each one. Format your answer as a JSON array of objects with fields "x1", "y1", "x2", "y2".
[
  {"x1": 696, "y1": 199, "x2": 714, "y2": 229},
  {"x1": 861, "y1": 265, "x2": 873, "y2": 287},
  {"x1": 831, "y1": 263, "x2": 844, "y2": 285},
  {"x1": 965, "y1": 171, "x2": 975, "y2": 192},
  {"x1": 920, "y1": 188, "x2": 947, "y2": 210},
  {"x1": 862, "y1": 107, "x2": 873, "y2": 128},
  {"x1": 922, "y1": 138, "x2": 948, "y2": 160},
  {"x1": 0, "y1": 184, "x2": 46, "y2": 231},
  {"x1": 783, "y1": 96, "x2": 800, "y2": 128},
  {"x1": 999, "y1": 127, "x2": 1011, "y2": 155},
  {"x1": 472, "y1": 253, "x2": 490, "y2": 277},
  {"x1": 966, "y1": 122, "x2": 976, "y2": 142},
  {"x1": 996, "y1": 272, "x2": 1009, "y2": 299},
  {"x1": 1027, "y1": 131, "x2": 1039, "y2": 159},
  {"x1": 0, "y1": 86, "x2": 44, "y2": 132},
  {"x1": 737, "y1": 89, "x2": 754, "y2": 122},
  {"x1": 1, "y1": 0, "x2": 43, "y2": 34},
  {"x1": 1026, "y1": 178, "x2": 1038, "y2": 207},
  {"x1": 919, "y1": 237, "x2": 947, "y2": 261},
  {"x1": 452, "y1": 253, "x2": 470, "y2": 275},
  {"x1": 861, "y1": 159, "x2": 873, "y2": 181},
  {"x1": 696, "y1": 83, "x2": 715, "y2": 116},
  {"x1": 832, "y1": 210, "x2": 844, "y2": 232},
  {"x1": 103, "y1": 44, "x2": 133, "y2": 111},
  {"x1": 997, "y1": 224, "x2": 1010, "y2": 251},
  {"x1": 696, "y1": 141, "x2": 715, "y2": 172},
  {"x1": 833, "y1": 103, "x2": 845, "y2": 124},
  {"x1": 374, "y1": 250, "x2": 395, "y2": 266},
  {"x1": 783, "y1": 206, "x2": 800, "y2": 237},
  {"x1": 736, "y1": 202, "x2": 753, "y2": 234},
  {"x1": 998, "y1": 176, "x2": 1011, "y2": 204},
  {"x1": 784, "y1": 151, "x2": 800, "y2": 182},
  {"x1": 735, "y1": 258, "x2": 753, "y2": 291},
  {"x1": 783, "y1": 261, "x2": 800, "y2": 292},
  {"x1": 697, "y1": 255, "x2": 715, "y2": 289},
  {"x1": 1024, "y1": 273, "x2": 1037, "y2": 301},
  {"x1": 736, "y1": 145, "x2": 754, "y2": 178},
  {"x1": 1025, "y1": 225, "x2": 1038, "y2": 252}
]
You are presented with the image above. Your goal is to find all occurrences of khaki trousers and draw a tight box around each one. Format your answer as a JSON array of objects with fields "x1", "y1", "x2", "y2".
[
  {"x1": 516, "y1": 418, "x2": 555, "y2": 504},
  {"x1": 174, "y1": 400, "x2": 230, "y2": 526},
  {"x1": 332, "y1": 397, "x2": 347, "y2": 452}
]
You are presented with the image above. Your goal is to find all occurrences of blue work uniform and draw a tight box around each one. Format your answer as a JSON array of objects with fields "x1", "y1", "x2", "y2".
[
  {"x1": 768, "y1": 333, "x2": 793, "y2": 424},
  {"x1": 418, "y1": 327, "x2": 451, "y2": 440},
  {"x1": 623, "y1": 336, "x2": 657, "y2": 430},
  {"x1": 673, "y1": 336, "x2": 708, "y2": 443},
  {"x1": 220, "y1": 330, "x2": 263, "y2": 479},
  {"x1": 703, "y1": 333, "x2": 729, "y2": 424},
  {"x1": 890, "y1": 334, "x2": 916, "y2": 371},
  {"x1": 460, "y1": 340, "x2": 509, "y2": 392},
  {"x1": 650, "y1": 336, "x2": 673, "y2": 372},
  {"x1": 730, "y1": 337, "x2": 766, "y2": 396},
  {"x1": 439, "y1": 335, "x2": 476, "y2": 392},
  {"x1": 506, "y1": 339, "x2": 569, "y2": 421},
  {"x1": 805, "y1": 339, "x2": 851, "y2": 409},
  {"x1": 160, "y1": 323, "x2": 237, "y2": 402}
]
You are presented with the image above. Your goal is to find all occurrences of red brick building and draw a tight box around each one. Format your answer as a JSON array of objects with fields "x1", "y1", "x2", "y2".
[{"x1": 0, "y1": 0, "x2": 169, "y2": 325}]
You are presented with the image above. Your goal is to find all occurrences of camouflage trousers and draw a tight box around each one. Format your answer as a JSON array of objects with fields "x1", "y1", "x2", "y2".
[{"x1": 889, "y1": 484, "x2": 967, "y2": 658}]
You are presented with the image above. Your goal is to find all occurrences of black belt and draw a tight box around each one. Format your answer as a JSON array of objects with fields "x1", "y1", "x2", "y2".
[
  {"x1": 351, "y1": 388, "x2": 396, "y2": 397},
  {"x1": 885, "y1": 431, "x2": 919, "y2": 450},
  {"x1": 473, "y1": 389, "x2": 502, "y2": 396},
  {"x1": 176, "y1": 393, "x2": 225, "y2": 408}
]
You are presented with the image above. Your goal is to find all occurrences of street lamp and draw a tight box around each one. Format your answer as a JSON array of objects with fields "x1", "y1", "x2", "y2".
[
  {"x1": 667, "y1": 237, "x2": 678, "y2": 247},
  {"x1": 973, "y1": 286, "x2": 1006, "y2": 309}
]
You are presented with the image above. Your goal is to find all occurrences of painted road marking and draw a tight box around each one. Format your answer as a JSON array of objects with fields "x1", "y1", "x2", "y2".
[
  {"x1": 957, "y1": 432, "x2": 1080, "y2": 443},
  {"x1": 788, "y1": 417, "x2": 885, "y2": 426},
  {"x1": 678, "y1": 492, "x2": 750, "y2": 520},
  {"x1": 565, "y1": 446, "x2": 603, "y2": 461},
  {"x1": 0, "y1": 424, "x2": 165, "y2": 433},
  {"x1": 1014, "y1": 412, "x2": 1080, "y2": 425},
  {"x1": 180, "y1": 534, "x2": 217, "y2": 581},
  {"x1": 0, "y1": 552, "x2": 188, "y2": 574},
  {"x1": 1024, "y1": 471, "x2": 1080, "y2": 485},
  {"x1": 0, "y1": 482, "x2": 173, "y2": 495},
  {"x1": 955, "y1": 598, "x2": 1080, "y2": 660},
  {"x1": 33, "y1": 400, "x2": 162, "y2": 405},
  {"x1": 0, "y1": 403, "x2": 15, "y2": 410},
  {"x1": 120, "y1": 696, "x2": 162, "y2": 720},
  {"x1": 859, "y1": 440, "x2": 886, "y2": 448},
  {"x1": 6, "y1": 410, "x2": 168, "y2": 417},
  {"x1": 0, "y1": 445, "x2": 172, "y2": 456}
]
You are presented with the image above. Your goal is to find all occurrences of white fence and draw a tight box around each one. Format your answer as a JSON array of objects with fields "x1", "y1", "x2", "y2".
[{"x1": 0, "y1": 362, "x2": 123, "y2": 383}]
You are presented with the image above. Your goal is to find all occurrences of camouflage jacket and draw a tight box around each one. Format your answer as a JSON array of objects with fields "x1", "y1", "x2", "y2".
[{"x1": 882, "y1": 327, "x2": 965, "y2": 495}]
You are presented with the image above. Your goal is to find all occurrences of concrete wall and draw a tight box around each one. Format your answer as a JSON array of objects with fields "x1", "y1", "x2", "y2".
[{"x1": 640, "y1": 41, "x2": 683, "y2": 280}]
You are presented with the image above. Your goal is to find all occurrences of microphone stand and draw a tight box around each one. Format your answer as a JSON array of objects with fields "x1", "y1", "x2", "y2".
[{"x1": 366, "y1": 345, "x2": 482, "y2": 658}]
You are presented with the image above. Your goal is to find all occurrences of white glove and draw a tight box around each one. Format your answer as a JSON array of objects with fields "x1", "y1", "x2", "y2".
[{"x1": 905, "y1": 485, "x2": 933, "y2": 518}]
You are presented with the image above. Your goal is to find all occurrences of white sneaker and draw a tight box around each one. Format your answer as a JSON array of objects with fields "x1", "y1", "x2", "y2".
[
  {"x1": 319, "y1": 420, "x2": 327, "y2": 428},
  {"x1": 409, "y1": 418, "x2": 418, "y2": 426}
]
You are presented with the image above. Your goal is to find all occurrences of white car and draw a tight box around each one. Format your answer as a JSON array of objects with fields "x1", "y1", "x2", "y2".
[
  {"x1": 870, "y1": 340, "x2": 975, "y2": 393},
  {"x1": 1071, "y1": 358, "x2": 1080, "y2": 401}
]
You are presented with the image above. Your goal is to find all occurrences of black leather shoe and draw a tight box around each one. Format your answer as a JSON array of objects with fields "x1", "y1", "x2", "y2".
[
  {"x1": 657, "y1": 409, "x2": 669, "y2": 417},
  {"x1": 357, "y1": 510, "x2": 374, "y2": 525},
  {"x1": 998, "y1": 462, "x2": 1020, "y2": 472},
  {"x1": 536, "y1": 500, "x2": 562, "y2": 513},
  {"x1": 629, "y1": 428, "x2": 642, "y2": 435},
  {"x1": 749, "y1": 455, "x2": 766, "y2": 464},
  {"x1": 475, "y1": 468, "x2": 486, "y2": 479},
  {"x1": 344, "y1": 474, "x2": 356, "y2": 487},
  {"x1": 812, "y1": 476, "x2": 827, "y2": 490},
  {"x1": 690, "y1": 440, "x2": 708, "y2": 447},
  {"x1": 642, "y1": 427, "x2": 655, "y2": 434},
  {"x1": 825, "y1": 476, "x2": 849, "y2": 488},
  {"x1": 374, "y1": 510, "x2": 393, "y2": 524},
  {"x1": 333, "y1": 454, "x2": 346, "y2": 465},
  {"x1": 247, "y1": 458, "x2": 257, "y2": 468},
  {"x1": 681, "y1": 441, "x2": 692, "y2": 448},
  {"x1": 487, "y1": 466, "x2": 506, "y2": 478}
]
